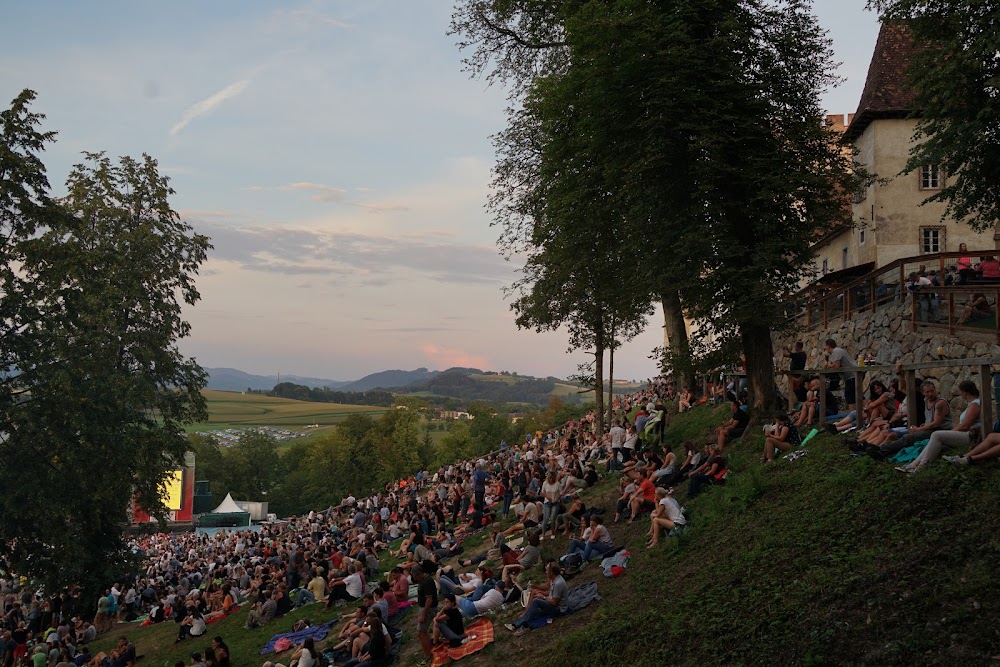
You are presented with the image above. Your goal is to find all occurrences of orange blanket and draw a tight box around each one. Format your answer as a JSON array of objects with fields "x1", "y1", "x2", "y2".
[{"x1": 430, "y1": 618, "x2": 495, "y2": 667}]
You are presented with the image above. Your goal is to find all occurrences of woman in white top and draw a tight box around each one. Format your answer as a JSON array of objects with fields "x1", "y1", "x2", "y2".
[
  {"x1": 646, "y1": 487, "x2": 686, "y2": 548},
  {"x1": 898, "y1": 381, "x2": 981, "y2": 473},
  {"x1": 540, "y1": 472, "x2": 563, "y2": 539}
]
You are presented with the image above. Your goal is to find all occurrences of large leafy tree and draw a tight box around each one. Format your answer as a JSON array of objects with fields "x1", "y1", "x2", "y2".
[
  {"x1": 871, "y1": 1, "x2": 1000, "y2": 234},
  {"x1": 0, "y1": 90, "x2": 210, "y2": 597},
  {"x1": 454, "y1": 0, "x2": 860, "y2": 412}
]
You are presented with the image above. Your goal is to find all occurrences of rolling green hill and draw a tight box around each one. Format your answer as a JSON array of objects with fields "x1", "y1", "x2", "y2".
[{"x1": 187, "y1": 389, "x2": 386, "y2": 433}]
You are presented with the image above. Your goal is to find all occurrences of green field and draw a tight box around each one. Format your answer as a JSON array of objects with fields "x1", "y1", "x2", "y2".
[{"x1": 187, "y1": 390, "x2": 386, "y2": 434}]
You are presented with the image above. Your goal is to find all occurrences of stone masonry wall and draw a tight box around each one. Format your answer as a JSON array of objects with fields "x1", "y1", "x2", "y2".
[{"x1": 772, "y1": 300, "x2": 1000, "y2": 412}]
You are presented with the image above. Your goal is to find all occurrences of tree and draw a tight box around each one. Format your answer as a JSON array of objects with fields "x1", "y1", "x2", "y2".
[
  {"x1": 226, "y1": 431, "x2": 280, "y2": 500},
  {"x1": 869, "y1": 3, "x2": 1000, "y2": 237},
  {"x1": 0, "y1": 91, "x2": 210, "y2": 597},
  {"x1": 454, "y1": 0, "x2": 862, "y2": 413}
]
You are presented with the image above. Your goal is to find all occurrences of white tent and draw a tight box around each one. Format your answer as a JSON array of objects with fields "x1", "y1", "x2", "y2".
[{"x1": 211, "y1": 493, "x2": 246, "y2": 515}]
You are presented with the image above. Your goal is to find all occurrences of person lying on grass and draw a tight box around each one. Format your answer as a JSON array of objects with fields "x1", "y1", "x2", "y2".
[
  {"x1": 455, "y1": 579, "x2": 506, "y2": 618},
  {"x1": 646, "y1": 487, "x2": 687, "y2": 549},
  {"x1": 762, "y1": 413, "x2": 802, "y2": 463}
]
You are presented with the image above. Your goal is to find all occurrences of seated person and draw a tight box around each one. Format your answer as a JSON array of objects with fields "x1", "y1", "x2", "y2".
[
  {"x1": 554, "y1": 497, "x2": 587, "y2": 535},
  {"x1": 432, "y1": 595, "x2": 468, "y2": 648},
  {"x1": 436, "y1": 566, "x2": 484, "y2": 597},
  {"x1": 501, "y1": 497, "x2": 540, "y2": 537},
  {"x1": 762, "y1": 413, "x2": 801, "y2": 463},
  {"x1": 687, "y1": 446, "x2": 727, "y2": 499},
  {"x1": 504, "y1": 562, "x2": 567, "y2": 635},
  {"x1": 898, "y1": 381, "x2": 981, "y2": 473},
  {"x1": 875, "y1": 380, "x2": 951, "y2": 458},
  {"x1": 646, "y1": 486, "x2": 686, "y2": 548},
  {"x1": 957, "y1": 292, "x2": 991, "y2": 325},
  {"x1": 678, "y1": 388, "x2": 693, "y2": 413},
  {"x1": 715, "y1": 396, "x2": 749, "y2": 449},
  {"x1": 626, "y1": 469, "x2": 656, "y2": 523},
  {"x1": 326, "y1": 564, "x2": 364, "y2": 606},
  {"x1": 500, "y1": 533, "x2": 541, "y2": 581},
  {"x1": 650, "y1": 449, "x2": 677, "y2": 485},
  {"x1": 565, "y1": 515, "x2": 615, "y2": 561}
]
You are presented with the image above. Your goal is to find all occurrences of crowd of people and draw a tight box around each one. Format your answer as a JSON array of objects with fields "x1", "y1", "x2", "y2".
[{"x1": 4, "y1": 350, "x2": 996, "y2": 667}]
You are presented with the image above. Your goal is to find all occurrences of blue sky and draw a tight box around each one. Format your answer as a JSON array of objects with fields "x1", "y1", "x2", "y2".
[{"x1": 0, "y1": 1, "x2": 880, "y2": 382}]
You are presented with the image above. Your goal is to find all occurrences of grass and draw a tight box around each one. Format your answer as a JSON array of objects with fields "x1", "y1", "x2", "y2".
[
  {"x1": 96, "y1": 403, "x2": 1000, "y2": 666},
  {"x1": 186, "y1": 390, "x2": 386, "y2": 433}
]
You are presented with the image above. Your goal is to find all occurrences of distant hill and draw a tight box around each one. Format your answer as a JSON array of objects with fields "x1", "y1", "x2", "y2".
[
  {"x1": 205, "y1": 367, "x2": 349, "y2": 392},
  {"x1": 339, "y1": 368, "x2": 443, "y2": 392}
]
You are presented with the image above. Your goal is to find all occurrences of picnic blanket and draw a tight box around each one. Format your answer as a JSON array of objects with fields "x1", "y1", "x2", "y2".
[
  {"x1": 259, "y1": 619, "x2": 337, "y2": 655},
  {"x1": 525, "y1": 581, "x2": 601, "y2": 629},
  {"x1": 206, "y1": 605, "x2": 239, "y2": 625},
  {"x1": 430, "y1": 617, "x2": 495, "y2": 667},
  {"x1": 890, "y1": 442, "x2": 928, "y2": 464}
]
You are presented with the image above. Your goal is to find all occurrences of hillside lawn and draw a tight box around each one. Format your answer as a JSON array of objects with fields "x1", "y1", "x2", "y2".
[
  {"x1": 186, "y1": 390, "x2": 386, "y2": 435},
  {"x1": 101, "y1": 404, "x2": 1000, "y2": 666}
]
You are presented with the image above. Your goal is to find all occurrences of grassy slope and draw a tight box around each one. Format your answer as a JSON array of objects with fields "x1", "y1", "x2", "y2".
[{"x1": 99, "y1": 405, "x2": 1000, "y2": 666}]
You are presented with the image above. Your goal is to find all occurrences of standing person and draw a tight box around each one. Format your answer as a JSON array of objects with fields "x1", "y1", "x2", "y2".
[
  {"x1": 608, "y1": 421, "x2": 625, "y2": 471},
  {"x1": 472, "y1": 463, "x2": 490, "y2": 512},
  {"x1": 824, "y1": 338, "x2": 858, "y2": 410},
  {"x1": 540, "y1": 472, "x2": 562, "y2": 540},
  {"x1": 956, "y1": 243, "x2": 973, "y2": 284},
  {"x1": 412, "y1": 565, "x2": 437, "y2": 666}
]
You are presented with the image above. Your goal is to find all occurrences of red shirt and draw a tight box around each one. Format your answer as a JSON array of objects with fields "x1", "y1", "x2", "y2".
[{"x1": 639, "y1": 479, "x2": 655, "y2": 502}]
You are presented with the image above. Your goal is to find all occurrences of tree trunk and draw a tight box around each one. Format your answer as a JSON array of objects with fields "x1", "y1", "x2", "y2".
[
  {"x1": 594, "y1": 339, "x2": 605, "y2": 437},
  {"x1": 607, "y1": 321, "x2": 615, "y2": 426},
  {"x1": 740, "y1": 321, "x2": 778, "y2": 414},
  {"x1": 661, "y1": 290, "x2": 693, "y2": 390}
]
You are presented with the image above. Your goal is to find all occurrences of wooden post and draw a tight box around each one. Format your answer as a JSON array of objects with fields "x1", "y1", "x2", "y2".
[
  {"x1": 995, "y1": 290, "x2": 1000, "y2": 345},
  {"x1": 806, "y1": 299, "x2": 812, "y2": 327},
  {"x1": 979, "y1": 364, "x2": 994, "y2": 436},
  {"x1": 854, "y1": 370, "x2": 865, "y2": 410},
  {"x1": 948, "y1": 292, "x2": 955, "y2": 335},
  {"x1": 906, "y1": 369, "x2": 919, "y2": 427},
  {"x1": 824, "y1": 300, "x2": 828, "y2": 329},
  {"x1": 845, "y1": 287, "x2": 852, "y2": 316},
  {"x1": 939, "y1": 254, "x2": 945, "y2": 279},
  {"x1": 870, "y1": 279, "x2": 877, "y2": 313},
  {"x1": 817, "y1": 373, "x2": 827, "y2": 426}
]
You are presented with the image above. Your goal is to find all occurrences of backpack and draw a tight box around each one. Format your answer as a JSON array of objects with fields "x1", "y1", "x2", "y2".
[{"x1": 558, "y1": 553, "x2": 583, "y2": 575}]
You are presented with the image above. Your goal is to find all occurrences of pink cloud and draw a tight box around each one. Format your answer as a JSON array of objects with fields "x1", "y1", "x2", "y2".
[{"x1": 420, "y1": 343, "x2": 492, "y2": 370}]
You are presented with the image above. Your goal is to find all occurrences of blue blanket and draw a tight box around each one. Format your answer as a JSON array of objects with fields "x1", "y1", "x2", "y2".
[
  {"x1": 525, "y1": 581, "x2": 600, "y2": 629},
  {"x1": 259, "y1": 619, "x2": 338, "y2": 655}
]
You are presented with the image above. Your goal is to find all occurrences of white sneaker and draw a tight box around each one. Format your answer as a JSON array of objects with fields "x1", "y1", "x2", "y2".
[
  {"x1": 942, "y1": 455, "x2": 959, "y2": 463},
  {"x1": 955, "y1": 456, "x2": 971, "y2": 465}
]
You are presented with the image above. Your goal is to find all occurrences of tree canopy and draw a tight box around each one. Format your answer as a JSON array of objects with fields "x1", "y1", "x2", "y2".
[{"x1": 0, "y1": 90, "x2": 210, "y2": 597}]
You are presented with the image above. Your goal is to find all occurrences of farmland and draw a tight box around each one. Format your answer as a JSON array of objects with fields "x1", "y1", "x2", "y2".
[{"x1": 187, "y1": 390, "x2": 387, "y2": 436}]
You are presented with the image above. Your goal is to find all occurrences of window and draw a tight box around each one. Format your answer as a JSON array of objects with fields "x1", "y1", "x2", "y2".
[
  {"x1": 859, "y1": 227, "x2": 866, "y2": 245},
  {"x1": 920, "y1": 226, "x2": 946, "y2": 254},
  {"x1": 920, "y1": 164, "x2": 943, "y2": 190},
  {"x1": 842, "y1": 247, "x2": 849, "y2": 269},
  {"x1": 822, "y1": 258, "x2": 829, "y2": 275}
]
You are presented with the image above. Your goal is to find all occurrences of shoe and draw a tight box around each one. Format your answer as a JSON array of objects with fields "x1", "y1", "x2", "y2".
[
  {"x1": 505, "y1": 623, "x2": 516, "y2": 632},
  {"x1": 955, "y1": 456, "x2": 971, "y2": 465},
  {"x1": 513, "y1": 627, "x2": 527, "y2": 637},
  {"x1": 942, "y1": 455, "x2": 958, "y2": 463}
]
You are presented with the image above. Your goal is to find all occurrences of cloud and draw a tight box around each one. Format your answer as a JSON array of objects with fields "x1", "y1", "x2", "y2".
[
  {"x1": 279, "y1": 182, "x2": 347, "y2": 202},
  {"x1": 193, "y1": 220, "x2": 516, "y2": 286},
  {"x1": 352, "y1": 202, "x2": 408, "y2": 213},
  {"x1": 421, "y1": 343, "x2": 492, "y2": 370},
  {"x1": 288, "y1": 9, "x2": 355, "y2": 30},
  {"x1": 170, "y1": 78, "x2": 251, "y2": 137}
]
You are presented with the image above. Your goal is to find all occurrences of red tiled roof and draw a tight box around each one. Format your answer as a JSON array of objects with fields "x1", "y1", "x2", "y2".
[{"x1": 843, "y1": 22, "x2": 920, "y2": 142}]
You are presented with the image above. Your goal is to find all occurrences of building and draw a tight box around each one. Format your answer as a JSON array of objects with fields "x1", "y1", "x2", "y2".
[{"x1": 811, "y1": 22, "x2": 989, "y2": 281}]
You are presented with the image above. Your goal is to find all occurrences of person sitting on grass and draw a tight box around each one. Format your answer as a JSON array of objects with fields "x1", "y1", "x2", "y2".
[
  {"x1": 826, "y1": 380, "x2": 892, "y2": 434},
  {"x1": 715, "y1": 395, "x2": 749, "y2": 450},
  {"x1": 326, "y1": 564, "x2": 364, "y2": 607},
  {"x1": 501, "y1": 497, "x2": 540, "y2": 537},
  {"x1": 687, "y1": 446, "x2": 727, "y2": 499},
  {"x1": 626, "y1": 469, "x2": 657, "y2": 524},
  {"x1": 504, "y1": 562, "x2": 567, "y2": 636},
  {"x1": 338, "y1": 609, "x2": 392, "y2": 667},
  {"x1": 678, "y1": 387, "x2": 693, "y2": 413},
  {"x1": 565, "y1": 515, "x2": 615, "y2": 561},
  {"x1": 432, "y1": 595, "x2": 468, "y2": 648},
  {"x1": 244, "y1": 590, "x2": 277, "y2": 629},
  {"x1": 174, "y1": 608, "x2": 206, "y2": 643},
  {"x1": 330, "y1": 604, "x2": 371, "y2": 655},
  {"x1": 762, "y1": 413, "x2": 802, "y2": 463},
  {"x1": 646, "y1": 487, "x2": 686, "y2": 549},
  {"x1": 500, "y1": 532, "x2": 541, "y2": 582},
  {"x1": 792, "y1": 376, "x2": 820, "y2": 427},
  {"x1": 874, "y1": 380, "x2": 951, "y2": 459},
  {"x1": 897, "y1": 380, "x2": 981, "y2": 473},
  {"x1": 945, "y1": 429, "x2": 1000, "y2": 465},
  {"x1": 554, "y1": 495, "x2": 587, "y2": 536}
]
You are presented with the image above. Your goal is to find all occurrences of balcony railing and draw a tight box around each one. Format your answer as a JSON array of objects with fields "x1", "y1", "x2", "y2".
[{"x1": 787, "y1": 249, "x2": 1000, "y2": 343}]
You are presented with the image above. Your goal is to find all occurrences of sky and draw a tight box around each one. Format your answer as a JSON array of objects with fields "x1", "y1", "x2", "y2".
[{"x1": 0, "y1": 1, "x2": 881, "y2": 383}]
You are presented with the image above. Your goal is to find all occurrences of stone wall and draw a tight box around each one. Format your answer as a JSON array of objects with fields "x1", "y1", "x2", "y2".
[{"x1": 773, "y1": 300, "x2": 1000, "y2": 411}]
